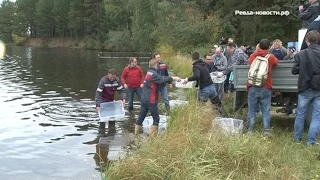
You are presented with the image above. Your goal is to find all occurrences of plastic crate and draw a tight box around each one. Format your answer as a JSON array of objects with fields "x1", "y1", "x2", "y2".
[
  {"x1": 142, "y1": 115, "x2": 168, "y2": 135},
  {"x1": 210, "y1": 72, "x2": 226, "y2": 83},
  {"x1": 98, "y1": 100, "x2": 125, "y2": 122},
  {"x1": 175, "y1": 81, "x2": 194, "y2": 88},
  {"x1": 213, "y1": 117, "x2": 243, "y2": 135},
  {"x1": 169, "y1": 100, "x2": 188, "y2": 108}
]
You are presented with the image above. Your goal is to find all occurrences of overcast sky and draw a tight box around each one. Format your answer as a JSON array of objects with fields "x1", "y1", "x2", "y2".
[{"x1": 0, "y1": 0, "x2": 16, "y2": 4}]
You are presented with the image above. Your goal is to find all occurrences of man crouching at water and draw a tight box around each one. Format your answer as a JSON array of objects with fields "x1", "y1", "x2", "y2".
[
  {"x1": 95, "y1": 69, "x2": 126, "y2": 129},
  {"x1": 182, "y1": 52, "x2": 227, "y2": 117},
  {"x1": 134, "y1": 59, "x2": 180, "y2": 137}
]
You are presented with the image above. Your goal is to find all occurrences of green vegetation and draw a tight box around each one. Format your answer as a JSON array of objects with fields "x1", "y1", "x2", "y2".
[
  {"x1": 0, "y1": 0, "x2": 301, "y2": 50},
  {"x1": 104, "y1": 55, "x2": 320, "y2": 180}
]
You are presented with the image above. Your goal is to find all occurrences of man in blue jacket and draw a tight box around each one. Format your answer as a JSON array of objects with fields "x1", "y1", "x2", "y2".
[
  {"x1": 134, "y1": 59, "x2": 180, "y2": 137},
  {"x1": 153, "y1": 53, "x2": 172, "y2": 114}
]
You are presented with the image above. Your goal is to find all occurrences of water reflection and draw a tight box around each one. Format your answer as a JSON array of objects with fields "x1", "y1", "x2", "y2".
[{"x1": 0, "y1": 46, "x2": 180, "y2": 179}]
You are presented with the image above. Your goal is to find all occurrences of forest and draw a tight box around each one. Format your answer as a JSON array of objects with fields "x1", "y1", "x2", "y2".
[{"x1": 0, "y1": 0, "x2": 302, "y2": 52}]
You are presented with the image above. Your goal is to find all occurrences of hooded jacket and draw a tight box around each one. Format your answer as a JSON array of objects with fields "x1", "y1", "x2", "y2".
[
  {"x1": 212, "y1": 54, "x2": 228, "y2": 73},
  {"x1": 187, "y1": 60, "x2": 213, "y2": 89},
  {"x1": 141, "y1": 68, "x2": 173, "y2": 104},
  {"x1": 292, "y1": 43, "x2": 320, "y2": 92},
  {"x1": 246, "y1": 49, "x2": 279, "y2": 91}
]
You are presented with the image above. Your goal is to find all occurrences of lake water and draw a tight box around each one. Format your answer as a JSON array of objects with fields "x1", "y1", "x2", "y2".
[{"x1": 0, "y1": 46, "x2": 183, "y2": 180}]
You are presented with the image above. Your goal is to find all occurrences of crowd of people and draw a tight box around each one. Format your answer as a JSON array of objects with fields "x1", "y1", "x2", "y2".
[{"x1": 93, "y1": 3, "x2": 320, "y2": 143}]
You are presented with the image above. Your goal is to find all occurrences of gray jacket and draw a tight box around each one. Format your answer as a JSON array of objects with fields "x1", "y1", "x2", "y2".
[{"x1": 212, "y1": 54, "x2": 227, "y2": 73}]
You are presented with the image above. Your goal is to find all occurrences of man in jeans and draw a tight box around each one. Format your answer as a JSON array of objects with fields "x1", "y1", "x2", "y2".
[
  {"x1": 246, "y1": 39, "x2": 279, "y2": 136},
  {"x1": 134, "y1": 59, "x2": 180, "y2": 137},
  {"x1": 182, "y1": 52, "x2": 226, "y2": 117},
  {"x1": 154, "y1": 53, "x2": 172, "y2": 114},
  {"x1": 121, "y1": 57, "x2": 144, "y2": 111},
  {"x1": 292, "y1": 30, "x2": 320, "y2": 146}
]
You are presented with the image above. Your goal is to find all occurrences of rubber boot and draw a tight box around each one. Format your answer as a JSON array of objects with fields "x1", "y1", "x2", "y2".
[
  {"x1": 150, "y1": 125, "x2": 158, "y2": 137},
  {"x1": 211, "y1": 96, "x2": 227, "y2": 117},
  {"x1": 134, "y1": 124, "x2": 142, "y2": 135},
  {"x1": 99, "y1": 122, "x2": 105, "y2": 130}
]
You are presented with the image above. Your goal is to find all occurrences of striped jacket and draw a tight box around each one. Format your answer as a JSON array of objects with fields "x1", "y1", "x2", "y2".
[
  {"x1": 141, "y1": 68, "x2": 173, "y2": 104},
  {"x1": 157, "y1": 61, "x2": 170, "y2": 87},
  {"x1": 95, "y1": 76, "x2": 126, "y2": 107}
]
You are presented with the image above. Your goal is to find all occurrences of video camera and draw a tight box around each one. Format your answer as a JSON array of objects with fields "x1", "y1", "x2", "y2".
[
  {"x1": 299, "y1": 0, "x2": 311, "y2": 10},
  {"x1": 219, "y1": 37, "x2": 229, "y2": 45},
  {"x1": 245, "y1": 45, "x2": 255, "y2": 57}
]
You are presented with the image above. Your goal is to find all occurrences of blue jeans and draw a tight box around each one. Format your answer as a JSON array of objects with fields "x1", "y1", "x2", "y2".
[
  {"x1": 294, "y1": 89, "x2": 320, "y2": 145},
  {"x1": 198, "y1": 84, "x2": 218, "y2": 102},
  {"x1": 214, "y1": 82, "x2": 224, "y2": 100},
  {"x1": 136, "y1": 102, "x2": 160, "y2": 126},
  {"x1": 127, "y1": 87, "x2": 142, "y2": 110},
  {"x1": 158, "y1": 85, "x2": 169, "y2": 109},
  {"x1": 247, "y1": 86, "x2": 272, "y2": 132}
]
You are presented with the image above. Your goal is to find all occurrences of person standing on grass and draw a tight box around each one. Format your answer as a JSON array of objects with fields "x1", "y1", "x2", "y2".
[
  {"x1": 212, "y1": 47, "x2": 228, "y2": 100},
  {"x1": 182, "y1": 52, "x2": 226, "y2": 117},
  {"x1": 246, "y1": 39, "x2": 278, "y2": 136},
  {"x1": 154, "y1": 53, "x2": 172, "y2": 114},
  {"x1": 95, "y1": 69, "x2": 126, "y2": 129},
  {"x1": 292, "y1": 30, "x2": 320, "y2": 146},
  {"x1": 121, "y1": 57, "x2": 144, "y2": 112},
  {"x1": 134, "y1": 59, "x2": 180, "y2": 137}
]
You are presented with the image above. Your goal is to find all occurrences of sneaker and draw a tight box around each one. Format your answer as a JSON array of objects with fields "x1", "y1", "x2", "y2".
[
  {"x1": 263, "y1": 131, "x2": 271, "y2": 137},
  {"x1": 294, "y1": 139, "x2": 302, "y2": 144},
  {"x1": 307, "y1": 142, "x2": 319, "y2": 146},
  {"x1": 246, "y1": 130, "x2": 253, "y2": 135}
]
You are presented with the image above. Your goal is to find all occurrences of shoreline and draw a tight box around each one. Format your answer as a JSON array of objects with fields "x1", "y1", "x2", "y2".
[{"x1": 103, "y1": 53, "x2": 320, "y2": 180}]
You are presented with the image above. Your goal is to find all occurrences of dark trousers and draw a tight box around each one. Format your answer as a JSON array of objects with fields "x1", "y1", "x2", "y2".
[
  {"x1": 224, "y1": 72, "x2": 231, "y2": 92},
  {"x1": 136, "y1": 102, "x2": 160, "y2": 126}
]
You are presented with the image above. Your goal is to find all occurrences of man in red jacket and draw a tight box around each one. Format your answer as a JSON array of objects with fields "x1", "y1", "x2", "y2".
[
  {"x1": 246, "y1": 39, "x2": 279, "y2": 136},
  {"x1": 121, "y1": 57, "x2": 144, "y2": 111}
]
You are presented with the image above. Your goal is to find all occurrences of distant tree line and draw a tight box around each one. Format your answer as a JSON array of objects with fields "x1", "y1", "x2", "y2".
[{"x1": 0, "y1": 0, "x2": 302, "y2": 52}]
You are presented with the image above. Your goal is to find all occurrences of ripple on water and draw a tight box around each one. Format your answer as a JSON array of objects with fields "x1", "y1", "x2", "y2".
[{"x1": 0, "y1": 53, "x2": 132, "y2": 179}]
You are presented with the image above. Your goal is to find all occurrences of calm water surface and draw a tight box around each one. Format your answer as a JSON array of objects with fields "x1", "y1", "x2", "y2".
[{"x1": 0, "y1": 46, "x2": 181, "y2": 180}]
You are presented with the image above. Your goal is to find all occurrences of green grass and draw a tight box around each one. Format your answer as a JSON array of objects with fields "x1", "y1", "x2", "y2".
[{"x1": 103, "y1": 55, "x2": 320, "y2": 180}]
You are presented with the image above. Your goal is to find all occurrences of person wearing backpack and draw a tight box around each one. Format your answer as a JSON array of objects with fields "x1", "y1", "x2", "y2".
[
  {"x1": 292, "y1": 30, "x2": 320, "y2": 146},
  {"x1": 246, "y1": 39, "x2": 279, "y2": 136}
]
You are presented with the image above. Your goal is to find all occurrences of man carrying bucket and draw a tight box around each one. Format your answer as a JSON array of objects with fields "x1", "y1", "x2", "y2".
[{"x1": 95, "y1": 69, "x2": 126, "y2": 129}]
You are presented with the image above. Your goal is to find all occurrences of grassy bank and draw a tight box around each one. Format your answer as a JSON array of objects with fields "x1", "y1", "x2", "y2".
[
  {"x1": 14, "y1": 37, "x2": 104, "y2": 50},
  {"x1": 104, "y1": 55, "x2": 320, "y2": 180}
]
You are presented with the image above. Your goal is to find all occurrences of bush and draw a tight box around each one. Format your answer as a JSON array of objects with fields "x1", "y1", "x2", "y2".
[
  {"x1": 104, "y1": 30, "x2": 132, "y2": 51},
  {"x1": 12, "y1": 34, "x2": 27, "y2": 46},
  {"x1": 84, "y1": 38, "x2": 104, "y2": 50}
]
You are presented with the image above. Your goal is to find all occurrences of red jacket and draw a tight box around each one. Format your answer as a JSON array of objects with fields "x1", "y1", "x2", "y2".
[
  {"x1": 121, "y1": 65, "x2": 144, "y2": 88},
  {"x1": 246, "y1": 49, "x2": 278, "y2": 92}
]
